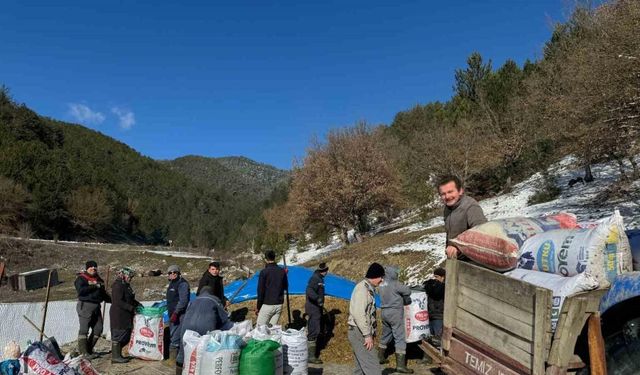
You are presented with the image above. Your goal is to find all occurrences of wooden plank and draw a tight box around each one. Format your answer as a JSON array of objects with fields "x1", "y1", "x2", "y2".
[
  {"x1": 419, "y1": 339, "x2": 443, "y2": 364},
  {"x1": 587, "y1": 313, "x2": 607, "y2": 375},
  {"x1": 532, "y1": 287, "x2": 553, "y2": 375},
  {"x1": 448, "y1": 337, "x2": 526, "y2": 375},
  {"x1": 443, "y1": 357, "x2": 480, "y2": 375},
  {"x1": 456, "y1": 308, "x2": 533, "y2": 369},
  {"x1": 443, "y1": 259, "x2": 460, "y2": 351},
  {"x1": 458, "y1": 285, "x2": 534, "y2": 341},
  {"x1": 453, "y1": 329, "x2": 531, "y2": 374},
  {"x1": 457, "y1": 261, "x2": 537, "y2": 312},
  {"x1": 547, "y1": 297, "x2": 588, "y2": 367}
]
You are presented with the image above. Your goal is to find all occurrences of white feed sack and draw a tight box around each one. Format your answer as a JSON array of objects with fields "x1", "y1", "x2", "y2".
[
  {"x1": 181, "y1": 330, "x2": 244, "y2": 375},
  {"x1": 517, "y1": 211, "x2": 631, "y2": 288},
  {"x1": 404, "y1": 291, "x2": 430, "y2": 343},
  {"x1": 281, "y1": 328, "x2": 308, "y2": 375},
  {"x1": 506, "y1": 269, "x2": 599, "y2": 331}
]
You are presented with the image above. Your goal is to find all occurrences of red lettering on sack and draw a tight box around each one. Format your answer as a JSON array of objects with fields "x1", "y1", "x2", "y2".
[
  {"x1": 415, "y1": 311, "x2": 429, "y2": 322},
  {"x1": 140, "y1": 327, "x2": 155, "y2": 338}
]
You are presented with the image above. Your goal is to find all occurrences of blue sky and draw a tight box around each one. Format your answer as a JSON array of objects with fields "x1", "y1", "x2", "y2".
[{"x1": 1, "y1": 1, "x2": 572, "y2": 169}]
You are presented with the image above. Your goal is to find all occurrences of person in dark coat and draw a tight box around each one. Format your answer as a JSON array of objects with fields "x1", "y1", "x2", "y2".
[
  {"x1": 110, "y1": 267, "x2": 141, "y2": 364},
  {"x1": 75, "y1": 260, "x2": 111, "y2": 358},
  {"x1": 256, "y1": 250, "x2": 288, "y2": 326},
  {"x1": 165, "y1": 265, "x2": 190, "y2": 362},
  {"x1": 196, "y1": 261, "x2": 229, "y2": 307},
  {"x1": 305, "y1": 262, "x2": 328, "y2": 364},
  {"x1": 423, "y1": 267, "x2": 446, "y2": 347},
  {"x1": 175, "y1": 286, "x2": 233, "y2": 374}
]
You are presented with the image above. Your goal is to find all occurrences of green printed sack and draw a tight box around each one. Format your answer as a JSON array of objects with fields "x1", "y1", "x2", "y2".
[{"x1": 239, "y1": 339, "x2": 281, "y2": 375}]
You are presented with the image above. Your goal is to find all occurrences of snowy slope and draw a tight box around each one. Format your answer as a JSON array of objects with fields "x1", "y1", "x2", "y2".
[{"x1": 287, "y1": 156, "x2": 640, "y2": 279}]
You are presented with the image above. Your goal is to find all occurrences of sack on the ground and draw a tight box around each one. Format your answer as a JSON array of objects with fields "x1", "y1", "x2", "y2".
[
  {"x1": 227, "y1": 320, "x2": 253, "y2": 342},
  {"x1": 64, "y1": 354, "x2": 101, "y2": 375},
  {"x1": 451, "y1": 213, "x2": 578, "y2": 271},
  {"x1": 21, "y1": 342, "x2": 77, "y2": 375},
  {"x1": 517, "y1": 212, "x2": 630, "y2": 287},
  {"x1": 239, "y1": 339, "x2": 282, "y2": 375},
  {"x1": 128, "y1": 306, "x2": 166, "y2": 361},
  {"x1": 0, "y1": 360, "x2": 20, "y2": 375},
  {"x1": 505, "y1": 269, "x2": 599, "y2": 331},
  {"x1": 182, "y1": 329, "x2": 244, "y2": 375},
  {"x1": 249, "y1": 325, "x2": 283, "y2": 375},
  {"x1": 404, "y1": 291, "x2": 430, "y2": 343},
  {"x1": 281, "y1": 328, "x2": 308, "y2": 375}
]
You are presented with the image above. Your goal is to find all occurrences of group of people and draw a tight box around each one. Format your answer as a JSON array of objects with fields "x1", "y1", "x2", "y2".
[{"x1": 71, "y1": 174, "x2": 485, "y2": 375}]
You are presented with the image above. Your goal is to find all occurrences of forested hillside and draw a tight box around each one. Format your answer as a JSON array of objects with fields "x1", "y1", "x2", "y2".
[
  {"x1": 164, "y1": 155, "x2": 289, "y2": 202},
  {"x1": 265, "y1": 0, "x2": 640, "y2": 248},
  {"x1": 0, "y1": 91, "x2": 279, "y2": 248}
]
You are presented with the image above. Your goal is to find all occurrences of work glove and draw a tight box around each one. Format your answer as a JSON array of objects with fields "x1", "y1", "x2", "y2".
[{"x1": 170, "y1": 313, "x2": 180, "y2": 324}]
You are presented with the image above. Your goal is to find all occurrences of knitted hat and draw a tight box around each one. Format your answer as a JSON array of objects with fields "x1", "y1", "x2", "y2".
[
  {"x1": 167, "y1": 265, "x2": 180, "y2": 274},
  {"x1": 317, "y1": 262, "x2": 329, "y2": 272},
  {"x1": 434, "y1": 267, "x2": 446, "y2": 277},
  {"x1": 85, "y1": 260, "x2": 98, "y2": 270},
  {"x1": 365, "y1": 262, "x2": 385, "y2": 279},
  {"x1": 117, "y1": 267, "x2": 136, "y2": 279}
]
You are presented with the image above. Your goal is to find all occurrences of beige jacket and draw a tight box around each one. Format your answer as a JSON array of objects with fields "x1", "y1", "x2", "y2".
[{"x1": 348, "y1": 279, "x2": 377, "y2": 336}]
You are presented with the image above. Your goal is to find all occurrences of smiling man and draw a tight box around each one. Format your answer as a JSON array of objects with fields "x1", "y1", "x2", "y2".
[{"x1": 438, "y1": 175, "x2": 487, "y2": 259}]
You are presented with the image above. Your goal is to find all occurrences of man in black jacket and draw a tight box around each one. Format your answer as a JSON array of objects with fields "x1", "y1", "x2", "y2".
[
  {"x1": 110, "y1": 267, "x2": 141, "y2": 364},
  {"x1": 256, "y1": 250, "x2": 288, "y2": 327},
  {"x1": 423, "y1": 267, "x2": 446, "y2": 347},
  {"x1": 305, "y1": 262, "x2": 328, "y2": 364},
  {"x1": 196, "y1": 261, "x2": 229, "y2": 307},
  {"x1": 75, "y1": 260, "x2": 111, "y2": 358},
  {"x1": 166, "y1": 265, "x2": 190, "y2": 361}
]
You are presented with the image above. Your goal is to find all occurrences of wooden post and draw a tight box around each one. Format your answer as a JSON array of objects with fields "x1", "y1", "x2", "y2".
[
  {"x1": 39, "y1": 270, "x2": 53, "y2": 342},
  {"x1": 282, "y1": 254, "x2": 292, "y2": 327},
  {"x1": 587, "y1": 312, "x2": 607, "y2": 375},
  {"x1": 102, "y1": 266, "x2": 111, "y2": 318}
]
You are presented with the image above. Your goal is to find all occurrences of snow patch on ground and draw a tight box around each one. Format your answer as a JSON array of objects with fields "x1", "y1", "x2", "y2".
[
  {"x1": 287, "y1": 236, "x2": 344, "y2": 266},
  {"x1": 383, "y1": 233, "x2": 446, "y2": 255},
  {"x1": 144, "y1": 250, "x2": 211, "y2": 259}
]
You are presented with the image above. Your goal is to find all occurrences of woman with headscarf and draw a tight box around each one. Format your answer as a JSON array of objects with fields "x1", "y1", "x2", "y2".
[{"x1": 110, "y1": 267, "x2": 141, "y2": 364}]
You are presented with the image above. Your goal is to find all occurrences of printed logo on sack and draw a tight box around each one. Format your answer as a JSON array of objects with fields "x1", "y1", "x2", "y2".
[
  {"x1": 140, "y1": 327, "x2": 155, "y2": 338},
  {"x1": 415, "y1": 311, "x2": 429, "y2": 322},
  {"x1": 536, "y1": 240, "x2": 556, "y2": 273},
  {"x1": 45, "y1": 353, "x2": 61, "y2": 365},
  {"x1": 518, "y1": 252, "x2": 535, "y2": 270}
]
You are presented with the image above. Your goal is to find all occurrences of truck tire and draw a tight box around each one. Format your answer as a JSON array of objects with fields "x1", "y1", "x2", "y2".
[
  {"x1": 605, "y1": 317, "x2": 640, "y2": 375},
  {"x1": 576, "y1": 317, "x2": 640, "y2": 375}
]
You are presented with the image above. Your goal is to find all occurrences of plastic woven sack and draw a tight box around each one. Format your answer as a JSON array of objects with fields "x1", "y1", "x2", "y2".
[
  {"x1": 20, "y1": 342, "x2": 77, "y2": 375},
  {"x1": 249, "y1": 325, "x2": 283, "y2": 374},
  {"x1": 128, "y1": 306, "x2": 166, "y2": 360},
  {"x1": 281, "y1": 328, "x2": 307, "y2": 375},
  {"x1": 182, "y1": 330, "x2": 244, "y2": 375},
  {"x1": 404, "y1": 291, "x2": 430, "y2": 343},
  {"x1": 518, "y1": 212, "x2": 631, "y2": 287},
  {"x1": 239, "y1": 339, "x2": 281, "y2": 375},
  {"x1": 451, "y1": 213, "x2": 578, "y2": 271},
  {"x1": 506, "y1": 269, "x2": 599, "y2": 331},
  {"x1": 0, "y1": 360, "x2": 20, "y2": 375}
]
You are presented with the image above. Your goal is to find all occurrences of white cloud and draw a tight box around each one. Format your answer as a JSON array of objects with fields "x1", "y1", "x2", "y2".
[
  {"x1": 68, "y1": 103, "x2": 105, "y2": 125},
  {"x1": 111, "y1": 107, "x2": 136, "y2": 130}
]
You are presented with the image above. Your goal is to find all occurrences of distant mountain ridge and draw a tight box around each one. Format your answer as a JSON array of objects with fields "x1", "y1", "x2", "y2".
[{"x1": 164, "y1": 155, "x2": 290, "y2": 201}]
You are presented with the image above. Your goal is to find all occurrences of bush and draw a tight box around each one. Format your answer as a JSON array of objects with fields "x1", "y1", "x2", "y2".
[{"x1": 528, "y1": 173, "x2": 561, "y2": 205}]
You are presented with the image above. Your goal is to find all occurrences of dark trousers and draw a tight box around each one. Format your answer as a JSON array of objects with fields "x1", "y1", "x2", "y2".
[
  {"x1": 111, "y1": 329, "x2": 132, "y2": 345},
  {"x1": 305, "y1": 303, "x2": 322, "y2": 341},
  {"x1": 77, "y1": 301, "x2": 103, "y2": 342}
]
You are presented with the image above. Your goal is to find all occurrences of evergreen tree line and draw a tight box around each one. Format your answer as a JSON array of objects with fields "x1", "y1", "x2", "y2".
[
  {"x1": 0, "y1": 89, "x2": 284, "y2": 249},
  {"x1": 265, "y1": 0, "x2": 640, "y2": 249}
]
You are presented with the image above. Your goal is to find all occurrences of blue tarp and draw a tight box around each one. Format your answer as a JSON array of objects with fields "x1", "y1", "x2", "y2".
[
  {"x1": 153, "y1": 265, "x2": 374, "y2": 323},
  {"x1": 224, "y1": 265, "x2": 363, "y2": 304}
]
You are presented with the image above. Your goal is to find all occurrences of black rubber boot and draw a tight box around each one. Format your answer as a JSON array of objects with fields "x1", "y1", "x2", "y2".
[
  {"x1": 111, "y1": 342, "x2": 130, "y2": 364},
  {"x1": 395, "y1": 353, "x2": 414, "y2": 374},
  {"x1": 78, "y1": 337, "x2": 98, "y2": 360},
  {"x1": 378, "y1": 347, "x2": 389, "y2": 364},
  {"x1": 308, "y1": 340, "x2": 323, "y2": 364},
  {"x1": 176, "y1": 363, "x2": 183, "y2": 375}
]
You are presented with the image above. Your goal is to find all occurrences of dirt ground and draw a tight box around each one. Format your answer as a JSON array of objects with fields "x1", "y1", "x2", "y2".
[{"x1": 0, "y1": 238, "x2": 260, "y2": 303}]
